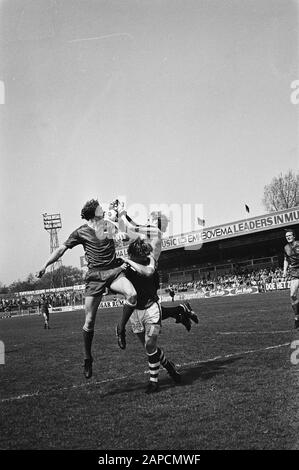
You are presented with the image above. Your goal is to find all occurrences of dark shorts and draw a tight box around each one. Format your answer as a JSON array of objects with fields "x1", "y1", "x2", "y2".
[{"x1": 85, "y1": 266, "x2": 125, "y2": 297}]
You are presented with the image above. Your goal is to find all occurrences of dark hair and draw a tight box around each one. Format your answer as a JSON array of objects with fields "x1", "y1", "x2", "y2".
[
  {"x1": 127, "y1": 237, "x2": 152, "y2": 264},
  {"x1": 285, "y1": 228, "x2": 295, "y2": 236},
  {"x1": 81, "y1": 199, "x2": 99, "y2": 220}
]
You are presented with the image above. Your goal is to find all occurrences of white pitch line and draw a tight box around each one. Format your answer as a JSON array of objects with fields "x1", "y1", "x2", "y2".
[
  {"x1": 0, "y1": 342, "x2": 290, "y2": 404},
  {"x1": 68, "y1": 33, "x2": 133, "y2": 43},
  {"x1": 177, "y1": 342, "x2": 290, "y2": 369},
  {"x1": 0, "y1": 373, "x2": 138, "y2": 404},
  {"x1": 217, "y1": 330, "x2": 291, "y2": 335}
]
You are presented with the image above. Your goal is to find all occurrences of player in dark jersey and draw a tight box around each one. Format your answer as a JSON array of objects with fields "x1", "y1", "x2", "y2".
[
  {"x1": 110, "y1": 200, "x2": 198, "y2": 349},
  {"x1": 40, "y1": 294, "x2": 51, "y2": 329},
  {"x1": 124, "y1": 237, "x2": 181, "y2": 393},
  {"x1": 283, "y1": 228, "x2": 299, "y2": 329},
  {"x1": 37, "y1": 199, "x2": 138, "y2": 379}
]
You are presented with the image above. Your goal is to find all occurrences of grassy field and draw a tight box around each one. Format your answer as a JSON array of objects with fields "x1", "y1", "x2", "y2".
[{"x1": 0, "y1": 290, "x2": 299, "y2": 450}]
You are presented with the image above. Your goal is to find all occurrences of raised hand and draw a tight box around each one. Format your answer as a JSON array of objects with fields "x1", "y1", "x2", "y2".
[
  {"x1": 109, "y1": 199, "x2": 126, "y2": 214},
  {"x1": 36, "y1": 268, "x2": 46, "y2": 278}
]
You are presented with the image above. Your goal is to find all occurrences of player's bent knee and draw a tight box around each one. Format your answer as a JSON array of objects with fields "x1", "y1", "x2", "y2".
[
  {"x1": 145, "y1": 335, "x2": 159, "y2": 354},
  {"x1": 125, "y1": 293, "x2": 137, "y2": 306},
  {"x1": 145, "y1": 341, "x2": 157, "y2": 355},
  {"x1": 126, "y1": 284, "x2": 137, "y2": 301}
]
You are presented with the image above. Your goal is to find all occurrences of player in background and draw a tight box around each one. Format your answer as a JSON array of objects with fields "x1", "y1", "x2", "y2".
[
  {"x1": 283, "y1": 228, "x2": 299, "y2": 329},
  {"x1": 109, "y1": 199, "x2": 198, "y2": 349},
  {"x1": 123, "y1": 237, "x2": 182, "y2": 393},
  {"x1": 40, "y1": 294, "x2": 51, "y2": 329}
]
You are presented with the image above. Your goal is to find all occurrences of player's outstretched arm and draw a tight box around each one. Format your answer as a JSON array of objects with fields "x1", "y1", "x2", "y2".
[
  {"x1": 109, "y1": 199, "x2": 164, "y2": 261},
  {"x1": 109, "y1": 199, "x2": 161, "y2": 238},
  {"x1": 120, "y1": 213, "x2": 160, "y2": 238},
  {"x1": 150, "y1": 237, "x2": 162, "y2": 262},
  {"x1": 37, "y1": 245, "x2": 68, "y2": 278}
]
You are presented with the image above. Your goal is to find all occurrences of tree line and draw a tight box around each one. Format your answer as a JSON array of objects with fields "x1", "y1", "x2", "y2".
[{"x1": 0, "y1": 266, "x2": 84, "y2": 295}]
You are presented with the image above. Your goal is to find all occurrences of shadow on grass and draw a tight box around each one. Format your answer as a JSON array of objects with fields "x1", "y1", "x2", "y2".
[
  {"x1": 103, "y1": 357, "x2": 241, "y2": 397},
  {"x1": 179, "y1": 356, "x2": 241, "y2": 385},
  {"x1": 102, "y1": 377, "x2": 162, "y2": 396},
  {"x1": 4, "y1": 349, "x2": 21, "y2": 355}
]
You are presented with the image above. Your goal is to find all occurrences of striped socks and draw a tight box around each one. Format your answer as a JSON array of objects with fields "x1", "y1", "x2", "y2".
[
  {"x1": 147, "y1": 349, "x2": 160, "y2": 383},
  {"x1": 157, "y1": 347, "x2": 170, "y2": 369}
]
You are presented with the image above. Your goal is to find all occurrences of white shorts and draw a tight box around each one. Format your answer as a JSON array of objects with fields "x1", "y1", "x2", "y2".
[{"x1": 130, "y1": 302, "x2": 161, "y2": 335}]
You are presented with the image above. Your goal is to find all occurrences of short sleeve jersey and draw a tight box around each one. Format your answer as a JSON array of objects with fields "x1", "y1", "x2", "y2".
[
  {"x1": 126, "y1": 266, "x2": 160, "y2": 310},
  {"x1": 64, "y1": 224, "x2": 118, "y2": 270},
  {"x1": 284, "y1": 241, "x2": 299, "y2": 274},
  {"x1": 40, "y1": 298, "x2": 50, "y2": 313}
]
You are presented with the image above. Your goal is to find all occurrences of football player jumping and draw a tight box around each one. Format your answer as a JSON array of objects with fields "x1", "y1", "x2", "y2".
[{"x1": 108, "y1": 199, "x2": 198, "y2": 350}]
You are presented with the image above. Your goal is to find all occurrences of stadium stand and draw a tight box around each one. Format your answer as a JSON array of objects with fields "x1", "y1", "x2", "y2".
[{"x1": 0, "y1": 266, "x2": 292, "y2": 318}]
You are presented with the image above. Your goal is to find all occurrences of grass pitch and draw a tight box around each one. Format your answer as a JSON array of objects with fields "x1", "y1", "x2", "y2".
[{"x1": 0, "y1": 290, "x2": 298, "y2": 450}]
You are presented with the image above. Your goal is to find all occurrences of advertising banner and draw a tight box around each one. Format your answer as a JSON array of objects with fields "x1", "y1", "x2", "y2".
[
  {"x1": 161, "y1": 207, "x2": 299, "y2": 250},
  {"x1": 265, "y1": 281, "x2": 291, "y2": 291},
  {"x1": 160, "y1": 286, "x2": 259, "y2": 302}
]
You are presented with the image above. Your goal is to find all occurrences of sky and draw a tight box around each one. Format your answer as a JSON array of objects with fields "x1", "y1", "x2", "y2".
[{"x1": 0, "y1": 0, "x2": 298, "y2": 285}]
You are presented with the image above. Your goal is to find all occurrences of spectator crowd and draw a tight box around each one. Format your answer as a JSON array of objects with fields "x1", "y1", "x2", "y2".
[
  {"x1": 165, "y1": 267, "x2": 290, "y2": 295},
  {"x1": 0, "y1": 290, "x2": 85, "y2": 316},
  {"x1": 0, "y1": 267, "x2": 291, "y2": 318}
]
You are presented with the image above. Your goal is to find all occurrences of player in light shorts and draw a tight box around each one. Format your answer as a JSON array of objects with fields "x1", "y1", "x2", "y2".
[
  {"x1": 109, "y1": 199, "x2": 198, "y2": 349},
  {"x1": 124, "y1": 237, "x2": 182, "y2": 394},
  {"x1": 130, "y1": 302, "x2": 162, "y2": 335},
  {"x1": 283, "y1": 228, "x2": 299, "y2": 329}
]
